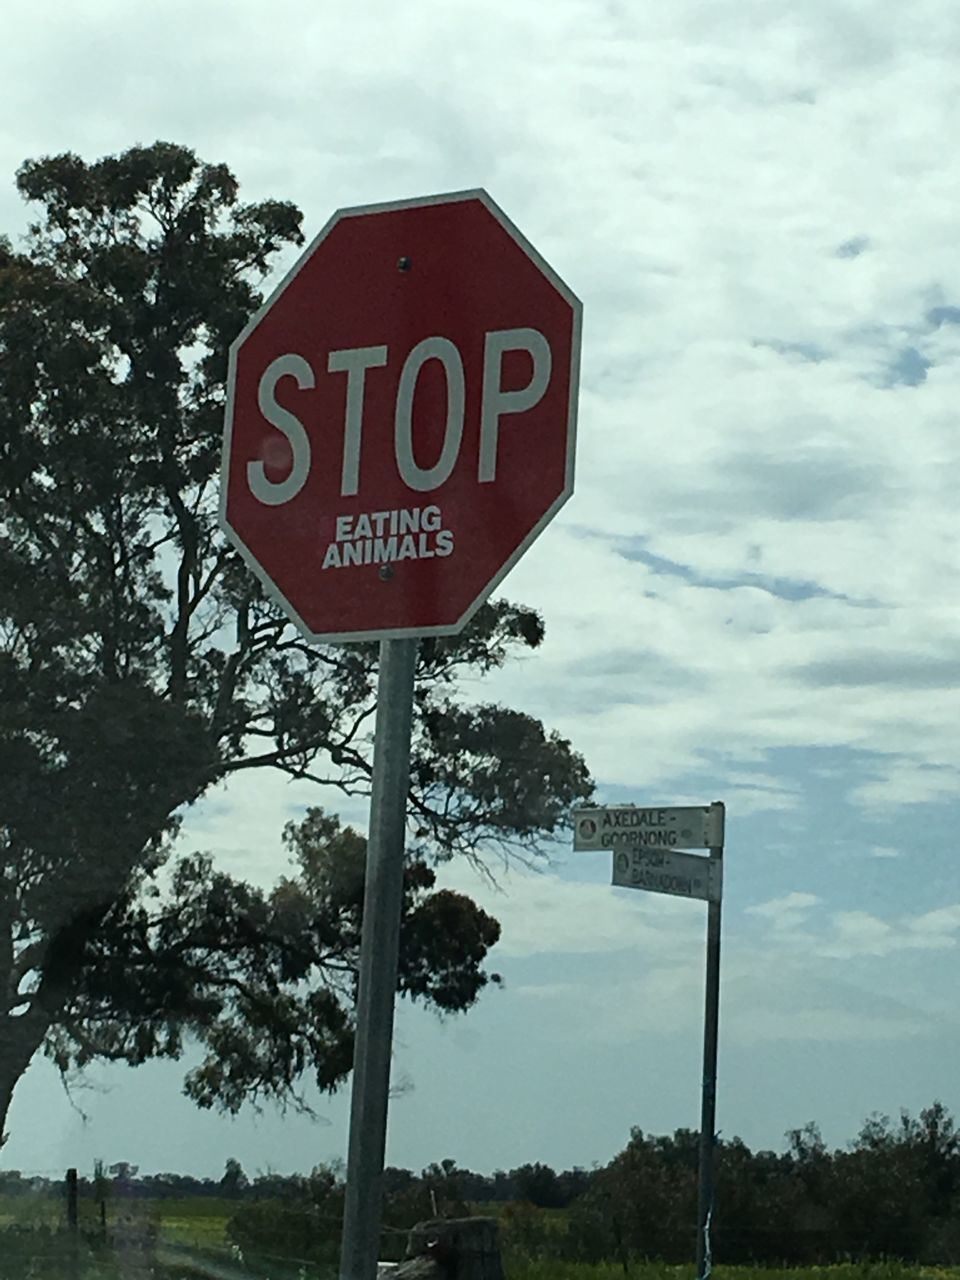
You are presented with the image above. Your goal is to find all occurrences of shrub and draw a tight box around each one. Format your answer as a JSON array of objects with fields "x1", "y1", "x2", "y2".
[{"x1": 226, "y1": 1199, "x2": 340, "y2": 1267}]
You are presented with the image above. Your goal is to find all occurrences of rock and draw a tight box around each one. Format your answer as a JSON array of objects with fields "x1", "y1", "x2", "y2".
[
  {"x1": 392, "y1": 1257, "x2": 442, "y2": 1279},
  {"x1": 401, "y1": 1217, "x2": 504, "y2": 1280}
]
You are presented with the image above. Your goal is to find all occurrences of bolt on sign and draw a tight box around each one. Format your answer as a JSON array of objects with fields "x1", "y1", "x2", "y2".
[{"x1": 220, "y1": 190, "x2": 581, "y2": 640}]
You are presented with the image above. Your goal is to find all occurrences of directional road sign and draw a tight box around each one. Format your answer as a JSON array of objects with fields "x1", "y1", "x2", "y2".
[
  {"x1": 573, "y1": 804, "x2": 723, "y2": 852},
  {"x1": 611, "y1": 847, "x2": 722, "y2": 903}
]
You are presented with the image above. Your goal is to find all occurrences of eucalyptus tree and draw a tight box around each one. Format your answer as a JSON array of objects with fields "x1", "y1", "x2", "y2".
[{"x1": 0, "y1": 142, "x2": 591, "y2": 1145}]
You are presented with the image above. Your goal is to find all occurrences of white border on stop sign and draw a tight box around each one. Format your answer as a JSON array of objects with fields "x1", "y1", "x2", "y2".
[{"x1": 218, "y1": 187, "x2": 583, "y2": 644}]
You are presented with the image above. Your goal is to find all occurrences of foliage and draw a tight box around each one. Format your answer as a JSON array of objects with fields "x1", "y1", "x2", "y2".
[
  {"x1": 0, "y1": 139, "x2": 593, "y2": 1143},
  {"x1": 224, "y1": 1161, "x2": 348, "y2": 1269},
  {"x1": 582, "y1": 1126, "x2": 697, "y2": 1263},
  {"x1": 829, "y1": 1104, "x2": 960, "y2": 1262},
  {"x1": 3, "y1": 1102, "x2": 960, "y2": 1273},
  {"x1": 5, "y1": 1105, "x2": 957, "y2": 1266},
  {"x1": 581, "y1": 1104, "x2": 960, "y2": 1268},
  {"x1": 0, "y1": 1228, "x2": 112, "y2": 1280},
  {"x1": 219, "y1": 1157, "x2": 248, "y2": 1199},
  {"x1": 226, "y1": 1199, "x2": 340, "y2": 1267}
]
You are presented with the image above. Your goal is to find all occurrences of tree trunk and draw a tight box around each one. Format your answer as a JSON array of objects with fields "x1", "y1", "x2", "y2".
[
  {"x1": 0, "y1": 1069, "x2": 15, "y2": 1151},
  {"x1": 0, "y1": 1011, "x2": 51, "y2": 1151}
]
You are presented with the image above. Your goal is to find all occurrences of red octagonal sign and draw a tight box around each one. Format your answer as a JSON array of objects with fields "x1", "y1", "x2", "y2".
[{"x1": 220, "y1": 190, "x2": 581, "y2": 641}]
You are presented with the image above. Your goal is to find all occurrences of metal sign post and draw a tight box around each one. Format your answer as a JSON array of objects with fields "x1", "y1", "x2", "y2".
[
  {"x1": 221, "y1": 189, "x2": 582, "y2": 1280},
  {"x1": 575, "y1": 798, "x2": 725, "y2": 1280},
  {"x1": 339, "y1": 637, "x2": 418, "y2": 1280},
  {"x1": 695, "y1": 802, "x2": 724, "y2": 1280}
]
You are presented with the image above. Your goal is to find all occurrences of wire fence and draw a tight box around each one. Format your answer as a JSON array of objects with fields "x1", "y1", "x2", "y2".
[{"x1": 4, "y1": 1170, "x2": 960, "y2": 1274}]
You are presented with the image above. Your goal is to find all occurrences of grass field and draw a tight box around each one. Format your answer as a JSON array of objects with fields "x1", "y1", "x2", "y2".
[
  {"x1": 508, "y1": 1268, "x2": 960, "y2": 1280},
  {"x1": 2, "y1": 1248, "x2": 959, "y2": 1280},
  {"x1": 0, "y1": 1193, "x2": 234, "y2": 1244},
  {"x1": 2, "y1": 1196, "x2": 960, "y2": 1279}
]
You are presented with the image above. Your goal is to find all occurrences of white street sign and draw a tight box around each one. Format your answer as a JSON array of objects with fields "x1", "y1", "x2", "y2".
[
  {"x1": 611, "y1": 847, "x2": 722, "y2": 903},
  {"x1": 573, "y1": 804, "x2": 723, "y2": 852}
]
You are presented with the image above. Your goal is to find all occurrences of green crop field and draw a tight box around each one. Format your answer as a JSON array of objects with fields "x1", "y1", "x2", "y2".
[
  {"x1": 2, "y1": 1196, "x2": 960, "y2": 1280},
  {"x1": 508, "y1": 1268, "x2": 960, "y2": 1280},
  {"x1": 1, "y1": 1247, "x2": 959, "y2": 1280}
]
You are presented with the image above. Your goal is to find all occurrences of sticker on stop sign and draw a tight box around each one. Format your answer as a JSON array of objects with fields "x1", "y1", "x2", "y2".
[{"x1": 220, "y1": 190, "x2": 581, "y2": 642}]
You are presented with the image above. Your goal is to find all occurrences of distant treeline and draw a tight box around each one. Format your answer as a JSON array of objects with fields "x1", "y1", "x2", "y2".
[
  {"x1": 3, "y1": 1101, "x2": 959, "y2": 1266},
  {"x1": 0, "y1": 1158, "x2": 591, "y2": 1208}
]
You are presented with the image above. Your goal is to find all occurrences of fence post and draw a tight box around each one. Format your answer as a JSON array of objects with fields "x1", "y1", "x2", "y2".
[{"x1": 66, "y1": 1168, "x2": 79, "y2": 1233}]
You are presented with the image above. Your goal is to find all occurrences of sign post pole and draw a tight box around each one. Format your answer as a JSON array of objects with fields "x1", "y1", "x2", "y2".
[
  {"x1": 219, "y1": 189, "x2": 582, "y2": 1280},
  {"x1": 339, "y1": 637, "x2": 418, "y2": 1280},
  {"x1": 695, "y1": 801, "x2": 725, "y2": 1280},
  {"x1": 574, "y1": 800, "x2": 725, "y2": 1278}
]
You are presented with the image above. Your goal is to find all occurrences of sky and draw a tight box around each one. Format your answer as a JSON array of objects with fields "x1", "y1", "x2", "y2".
[{"x1": 3, "y1": 0, "x2": 960, "y2": 1184}]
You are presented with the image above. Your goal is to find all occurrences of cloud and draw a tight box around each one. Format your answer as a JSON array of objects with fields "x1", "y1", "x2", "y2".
[
  {"x1": 6, "y1": 0, "x2": 960, "y2": 1168},
  {"x1": 883, "y1": 345, "x2": 931, "y2": 386},
  {"x1": 911, "y1": 904, "x2": 960, "y2": 935},
  {"x1": 793, "y1": 654, "x2": 960, "y2": 690},
  {"x1": 741, "y1": 901, "x2": 960, "y2": 960},
  {"x1": 745, "y1": 892, "x2": 820, "y2": 923},
  {"x1": 504, "y1": 917, "x2": 943, "y2": 1048},
  {"x1": 820, "y1": 910, "x2": 896, "y2": 957},
  {"x1": 927, "y1": 304, "x2": 960, "y2": 328},
  {"x1": 176, "y1": 769, "x2": 373, "y2": 891},
  {"x1": 729, "y1": 1001, "x2": 929, "y2": 1046},
  {"x1": 848, "y1": 763, "x2": 960, "y2": 811},
  {"x1": 434, "y1": 861, "x2": 704, "y2": 961},
  {"x1": 6, "y1": 0, "x2": 960, "y2": 838},
  {"x1": 835, "y1": 236, "x2": 869, "y2": 259},
  {"x1": 512, "y1": 965, "x2": 707, "y2": 1042}
]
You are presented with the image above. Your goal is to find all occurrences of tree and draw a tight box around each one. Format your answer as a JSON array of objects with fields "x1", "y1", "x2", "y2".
[
  {"x1": 583, "y1": 1127, "x2": 701, "y2": 1263},
  {"x1": 826, "y1": 1104, "x2": 960, "y2": 1260},
  {"x1": 420, "y1": 1158, "x2": 469, "y2": 1218},
  {"x1": 896, "y1": 1101, "x2": 960, "y2": 1220},
  {"x1": 220, "y1": 1158, "x2": 249, "y2": 1199},
  {"x1": 511, "y1": 1162, "x2": 564, "y2": 1209},
  {"x1": 0, "y1": 141, "x2": 593, "y2": 1147}
]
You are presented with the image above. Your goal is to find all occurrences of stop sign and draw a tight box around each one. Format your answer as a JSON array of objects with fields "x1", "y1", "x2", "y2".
[{"x1": 220, "y1": 189, "x2": 581, "y2": 641}]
